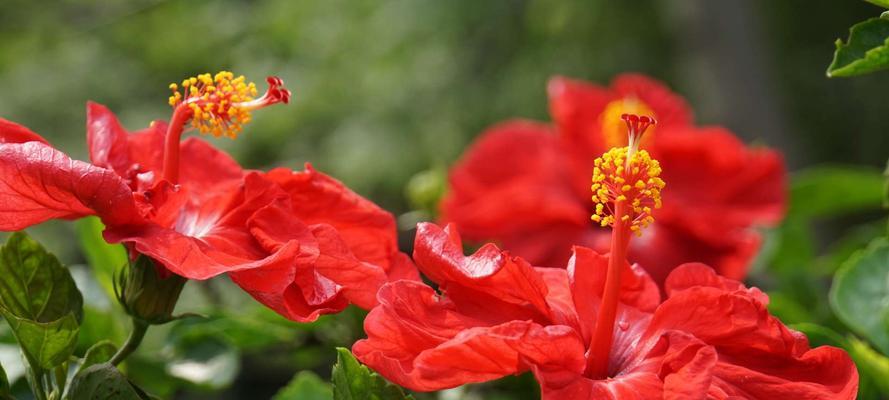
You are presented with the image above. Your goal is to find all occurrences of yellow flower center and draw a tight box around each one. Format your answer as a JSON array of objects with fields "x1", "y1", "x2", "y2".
[
  {"x1": 599, "y1": 97, "x2": 657, "y2": 149},
  {"x1": 590, "y1": 114, "x2": 664, "y2": 235}
]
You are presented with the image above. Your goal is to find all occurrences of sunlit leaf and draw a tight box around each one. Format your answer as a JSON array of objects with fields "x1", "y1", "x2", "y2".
[
  {"x1": 0, "y1": 232, "x2": 82, "y2": 370},
  {"x1": 68, "y1": 363, "x2": 150, "y2": 400},
  {"x1": 828, "y1": 16, "x2": 889, "y2": 77},
  {"x1": 830, "y1": 238, "x2": 889, "y2": 354},
  {"x1": 273, "y1": 371, "x2": 332, "y2": 400},
  {"x1": 331, "y1": 347, "x2": 413, "y2": 400}
]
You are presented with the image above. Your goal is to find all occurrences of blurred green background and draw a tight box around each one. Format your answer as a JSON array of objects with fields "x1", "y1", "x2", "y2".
[{"x1": 0, "y1": 0, "x2": 887, "y2": 399}]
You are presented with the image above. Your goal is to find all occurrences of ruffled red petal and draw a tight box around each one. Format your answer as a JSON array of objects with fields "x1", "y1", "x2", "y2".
[
  {"x1": 353, "y1": 280, "x2": 585, "y2": 392},
  {"x1": 263, "y1": 165, "x2": 413, "y2": 280}
]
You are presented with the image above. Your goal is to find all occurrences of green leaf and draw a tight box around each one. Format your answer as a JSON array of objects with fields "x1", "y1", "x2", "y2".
[
  {"x1": 331, "y1": 348, "x2": 413, "y2": 400},
  {"x1": 75, "y1": 340, "x2": 118, "y2": 378},
  {"x1": 830, "y1": 238, "x2": 889, "y2": 354},
  {"x1": 866, "y1": 0, "x2": 889, "y2": 9},
  {"x1": 828, "y1": 16, "x2": 889, "y2": 77},
  {"x1": 68, "y1": 363, "x2": 149, "y2": 400},
  {"x1": 273, "y1": 371, "x2": 333, "y2": 400},
  {"x1": 75, "y1": 217, "x2": 127, "y2": 301},
  {"x1": 4, "y1": 315, "x2": 79, "y2": 370},
  {"x1": 0, "y1": 232, "x2": 83, "y2": 370},
  {"x1": 0, "y1": 360, "x2": 10, "y2": 400},
  {"x1": 789, "y1": 166, "x2": 885, "y2": 218}
]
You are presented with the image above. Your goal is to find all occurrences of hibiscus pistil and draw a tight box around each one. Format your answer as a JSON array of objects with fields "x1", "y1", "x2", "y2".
[
  {"x1": 162, "y1": 72, "x2": 291, "y2": 183},
  {"x1": 586, "y1": 113, "x2": 663, "y2": 378}
]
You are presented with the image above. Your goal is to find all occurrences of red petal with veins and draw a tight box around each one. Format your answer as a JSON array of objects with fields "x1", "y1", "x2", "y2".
[
  {"x1": 0, "y1": 141, "x2": 141, "y2": 230},
  {"x1": 263, "y1": 165, "x2": 414, "y2": 280},
  {"x1": 104, "y1": 173, "x2": 287, "y2": 279}
]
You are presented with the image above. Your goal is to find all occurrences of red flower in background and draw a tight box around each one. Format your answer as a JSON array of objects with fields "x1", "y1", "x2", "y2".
[
  {"x1": 352, "y1": 223, "x2": 857, "y2": 399},
  {"x1": 0, "y1": 72, "x2": 416, "y2": 322},
  {"x1": 441, "y1": 74, "x2": 785, "y2": 283}
]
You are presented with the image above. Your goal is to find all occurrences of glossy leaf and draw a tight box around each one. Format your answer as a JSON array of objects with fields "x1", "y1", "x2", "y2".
[
  {"x1": 75, "y1": 217, "x2": 127, "y2": 301},
  {"x1": 75, "y1": 340, "x2": 118, "y2": 378},
  {"x1": 0, "y1": 232, "x2": 83, "y2": 369},
  {"x1": 331, "y1": 348, "x2": 413, "y2": 400},
  {"x1": 68, "y1": 363, "x2": 149, "y2": 400},
  {"x1": 831, "y1": 238, "x2": 889, "y2": 355},
  {"x1": 273, "y1": 371, "x2": 333, "y2": 400},
  {"x1": 828, "y1": 16, "x2": 889, "y2": 77}
]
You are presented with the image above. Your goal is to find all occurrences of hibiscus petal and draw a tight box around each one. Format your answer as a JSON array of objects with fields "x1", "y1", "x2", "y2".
[
  {"x1": 440, "y1": 120, "x2": 587, "y2": 242},
  {"x1": 0, "y1": 118, "x2": 50, "y2": 144},
  {"x1": 104, "y1": 173, "x2": 285, "y2": 279},
  {"x1": 0, "y1": 141, "x2": 140, "y2": 230},
  {"x1": 353, "y1": 280, "x2": 585, "y2": 392},
  {"x1": 648, "y1": 275, "x2": 858, "y2": 399},
  {"x1": 547, "y1": 76, "x2": 612, "y2": 157},
  {"x1": 413, "y1": 223, "x2": 553, "y2": 321},
  {"x1": 664, "y1": 263, "x2": 768, "y2": 305},
  {"x1": 87, "y1": 102, "x2": 133, "y2": 175},
  {"x1": 264, "y1": 165, "x2": 401, "y2": 272}
]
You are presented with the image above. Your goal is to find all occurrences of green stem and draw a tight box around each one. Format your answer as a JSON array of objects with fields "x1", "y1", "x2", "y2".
[
  {"x1": 110, "y1": 319, "x2": 149, "y2": 366},
  {"x1": 25, "y1": 368, "x2": 47, "y2": 400}
]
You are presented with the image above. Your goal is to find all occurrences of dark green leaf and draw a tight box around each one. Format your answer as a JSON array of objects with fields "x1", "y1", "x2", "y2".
[
  {"x1": 789, "y1": 166, "x2": 885, "y2": 218},
  {"x1": 68, "y1": 363, "x2": 149, "y2": 400},
  {"x1": 830, "y1": 238, "x2": 889, "y2": 354},
  {"x1": 0, "y1": 360, "x2": 10, "y2": 400},
  {"x1": 828, "y1": 16, "x2": 889, "y2": 77},
  {"x1": 332, "y1": 348, "x2": 413, "y2": 400},
  {"x1": 0, "y1": 233, "x2": 83, "y2": 369},
  {"x1": 75, "y1": 341, "x2": 118, "y2": 377},
  {"x1": 273, "y1": 371, "x2": 333, "y2": 400},
  {"x1": 75, "y1": 217, "x2": 127, "y2": 302}
]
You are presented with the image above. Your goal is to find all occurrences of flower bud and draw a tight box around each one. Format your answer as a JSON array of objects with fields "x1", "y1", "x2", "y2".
[{"x1": 115, "y1": 256, "x2": 186, "y2": 325}]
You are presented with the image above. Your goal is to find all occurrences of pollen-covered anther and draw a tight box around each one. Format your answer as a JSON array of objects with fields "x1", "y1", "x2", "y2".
[
  {"x1": 590, "y1": 147, "x2": 665, "y2": 235},
  {"x1": 168, "y1": 72, "x2": 291, "y2": 139}
]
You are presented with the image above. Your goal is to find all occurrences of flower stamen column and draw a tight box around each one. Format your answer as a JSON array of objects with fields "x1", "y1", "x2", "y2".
[
  {"x1": 162, "y1": 73, "x2": 291, "y2": 183},
  {"x1": 586, "y1": 114, "x2": 663, "y2": 378}
]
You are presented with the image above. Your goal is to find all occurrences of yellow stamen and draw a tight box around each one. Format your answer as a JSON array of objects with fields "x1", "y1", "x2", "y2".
[
  {"x1": 590, "y1": 146, "x2": 665, "y2": 235},
  {"x1": 167, "y1": 71, "x2": 290, "y2": 139}
]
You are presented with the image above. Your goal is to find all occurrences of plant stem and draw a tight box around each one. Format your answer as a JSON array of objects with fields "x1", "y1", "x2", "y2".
[{"x1": 110, "y1": 319, "x2": 149, "y2": 366}]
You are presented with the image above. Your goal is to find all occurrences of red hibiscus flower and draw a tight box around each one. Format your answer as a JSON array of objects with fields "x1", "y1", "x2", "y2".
[
  {"x1": 353, "y1": 223, "x2": 856, "y2": 399},
  {"x1": 0, "y1": 72, "x2": 416, "y2": 322},
  {"x1": 441, "y1": 74, "x2": 786, "y2": 283},
  {"x1": 355, "y1": 116, "x2": 853, "y2": 399}
]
